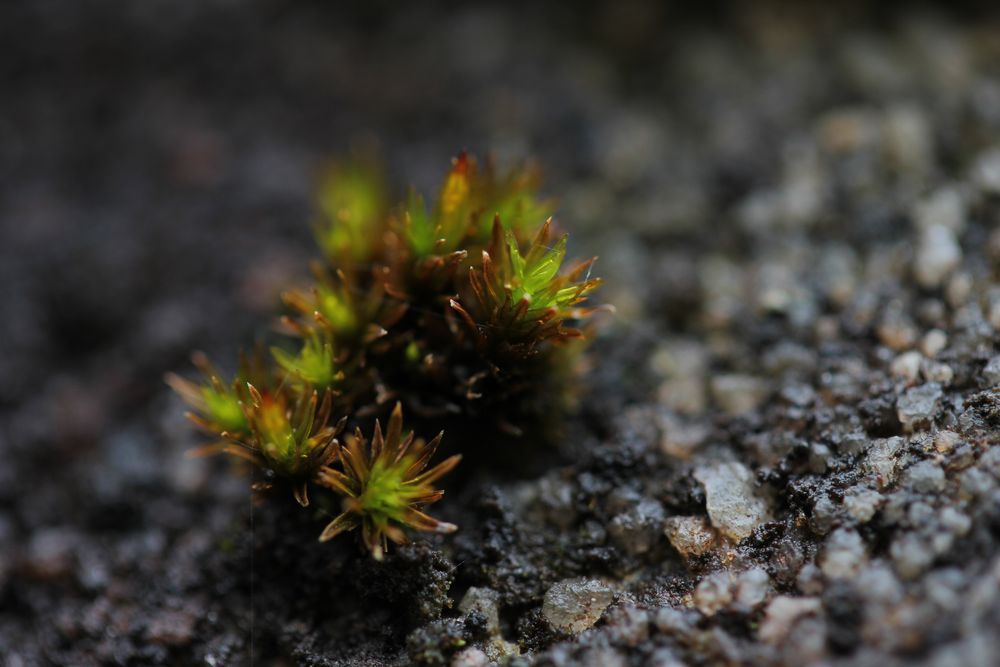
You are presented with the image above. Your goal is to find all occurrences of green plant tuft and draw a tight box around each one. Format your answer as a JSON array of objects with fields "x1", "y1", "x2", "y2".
[
  {"x1": 317, "y1": 403, "x2": 460, "y2": 560},
  {"x1": 168, "y1": 152, "x2": 605, "y2": 557}
]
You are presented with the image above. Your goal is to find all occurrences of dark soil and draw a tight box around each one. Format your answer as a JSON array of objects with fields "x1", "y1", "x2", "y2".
[{"x1": 3, "y1": 2, "x2": 1000, "y2": 666}]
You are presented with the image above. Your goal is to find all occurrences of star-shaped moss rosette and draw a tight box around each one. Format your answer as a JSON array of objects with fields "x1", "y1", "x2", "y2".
[
  {"x1": 271, "y1": 330, "x2": 345, "y2": 392},
  {"x1": 240, "y1": 385, "x2": 346, "y2": 507},
  {"x1": 314, "y1": 161, "x2": 386, "y2": 263},
  {"x1": 169, "y1": 359, "x2": 346, "y2": 507},
  {"x1": 401, "y1": 152, "x2": 552, "y2": 258},
  {"x1": 166, "y1": 352, "x2": 250, "y2": 440},
  {"x1": 316, "y1": 403, "x2": 461, "y2": 560},
  {"x1": 451, "y1": 216, "x2": 602, "y2": 349},
  {"x1": 281, "y1": 263, "x2": 407, "y2": 346}
]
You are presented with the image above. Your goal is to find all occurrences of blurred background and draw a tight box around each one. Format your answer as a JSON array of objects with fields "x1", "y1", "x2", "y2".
[{"x1": 3, "y1": 1, "x2": 1000, "y2": 664}]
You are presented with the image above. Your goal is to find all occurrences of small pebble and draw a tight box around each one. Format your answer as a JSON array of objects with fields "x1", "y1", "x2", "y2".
[
  {"x1": 604, "y1": 605, "x2": 649, "y2": 646},
  {"x1": 878, "y1": 307, "x2": 918, "y2": 350},
  {"x1": 920, "y1": 359, "x2": 953, "y2": 385},
  {"x1": 796, "y1": 563, "x2": 824, "y2": 595},
  {"x1": 694, "y1": 462, "x2": 771, "y2": 542},
  {"x1": 652, "y1": 607, "x2": 695, "y2": 637},
  {"x1": 863, "y1": 437, "x2": 906, "y2": 488},
  {"x1": 542, "y1": 579, "x2": 614, "y2": 634},
  {"x1": 608, "y1": 499, "x2": 666, "y2": 556},
  {"x1": 946, "y1": 271, "x2": 974, "y2": 308},
  {"x1": 903, "y1": 460, "x2": 946, "y2": 493},
  {"x1": 483, "y1": 638, "x2": 520, "y2": 663},
  {"x1": 25, "y1": 528, "x2": 78, "y2": 582},
  {"x1": 451, "y1": 647, "x2": 489, "y2": 667},
  {"x1": 820, "y1": 527, "x2": 868, "y2": 579},
  {"x1": 891, "y1": 532, "x2": 935, "y2": 579},
  {"x1": 939, "y1": 507, "x2": 971, "y2": 537},
  {"x1": 759, "y1": 596, "x2": 822, "y2": 644},
  {"x1": 890, "y1": 351, "x2": 922, "y2": 383},
  {"x1": 897, "y1": 383, "x2": 942, "y2": 432},
  {"x1": 780, "y1": 383, "x2": 817, "y2": 407},
  {"x1": 856, "y1": 562, "x2": 904, "y2": 605},
  {"x1": 933, "y1": 430, "x2": 959, "y2": 454},
  {"x1": 811, "y1": 494, "x2": 839, "y2": 535},
  {"x1": 694, "y1": 571, "x2": 733, "y2": 616},
  {"x1": 459, "y1": 587, "x2": 500, "y2": 636},
  {"x1": 145, "y1": 610, "x2": 197, "y2": 647},
  {"x1": 657, "y1": 414, "x2": 709, "y2": 459},
  {"x1": 843, "y1": 486, "x2": 883, "y2": 523},
  {"x1": 647, "y1": 648, "x2": 686, "y2": 667},
  {"x1": 914, "y1": 224, "x2": 962, "y2": 289},
  {"x1": 971, "y1": 146, "x2": 1000, "y2": 194},
  {"x1": 982, "y1": 356, "x2": 1000, "y2": 385},
  {"x1": 912, "y1": 186, "x2": 966, "y2": 233},
  {"x1": 710, "y1": 374, "x2": 770, "y2": 416},
  {"x1": 959, "y1": 468, "x2": 994, "y2": 499},
  {"x1": 733, "y1": 568, "x2": 771, "y2": 611},
  {"x1": 663, "y1": 516, "x2": 717, "y2": 558},
  {"x1": 920, "y1": 329, "x2": 948, "y2": 357}
]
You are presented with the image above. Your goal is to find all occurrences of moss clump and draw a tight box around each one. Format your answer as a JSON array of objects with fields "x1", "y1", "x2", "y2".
[{"x1": 169, "y1": 152, "x2": 604, "y2": 557}]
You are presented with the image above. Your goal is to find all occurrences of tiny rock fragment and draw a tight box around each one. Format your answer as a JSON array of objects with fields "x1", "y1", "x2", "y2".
[
  {"x1": 896, "y1": 383, "x2": 942, "y2": 432},
  {"x1": 890, "y1": 351, "x2": 922, "y2": 383},
  {"x1": 653, "y1": 607, "x2": 696, "y2": 637},
  {"x1": 946, "y1": 271, "x2": 974, "y2": 308},
  {"x1": 658, "y1": 376, "x2": 708, "y2": 415},
  {"x1": 820, "y1": 527, "x2": 868, "y2": 579},
  {"x1": 451, "y1": 647, "x2": 489, "y2": 667},
  {"x1": 145, "y1": 609, "x2": 198, "y2": 647},
  {"x1": 694, "y1": 462, "x2": 770, "y2": 541},
  {"x1": 903, "y1": 460, "x2": 946, "y2": 493},
  {"x1": 733, "y1": 567, "x2": 771, "y2": 611},
  {"x1": 982, "y1": 356, "x2": 1000, "y2": 386},
  {"x1": 759, "y1": 596, "x2": 822, "y2": 644},
  {"x1": 608, "y1": 499, "x2": 666, "y2": 556},
  {"x1": 542, "y1": 578, "x2": 614, "y2": 634},
  {"x1": 912, "y1": 186, "x2": 966, "y2": 233},
  {"x1": 920, "y1": 329, "x2": 948, "y2": 357},
  {"x1": 914, "y1": 224, "x2": 961, "y2": 288},
  {"x1": 940, "y1": 507, "x2": 972, "y2": 537},
  {"x1": 877, "y1": 306, "x2": 918, "y2": 351},
  {"x1": 891, "y1": 532, "x2": 935, "y2": 579},
  {"x1": 843, "y1": 486, "x2": 883, "y2": 523},
  {"x1": 920, "y1": 359, "x2": 953, "y2": 385},
  {"x1": 863, "y1": 437, "x2": 905, "y2": 488},
  {"x1": 972, "y1": 146, "x2": 1000, "y2": 194},
  {"x1": 694, "y1": 571, "x2": 733, "y2": 616},
  {"x1": 710, "y1": 374, "x2": 770, "y2": 416},
  {"x1": 653, "y1": 340, "x2": 708, "y2": 415},
  {"x1": 933, "y1": 430, "x2": 959, "y2": 454},
  {"x1": 657, "y1": 413, "x2": 709, "y2": 459},
  {"x1": 483, "y1": 637, "x2": 520, "y2": 662},
  {"x1": 459, "y1": 587, "x2": 500, "y2": 636},
  {"x1": 855, "y1": 562, "x2": 904, "y2": 605},
  {"x1": 24, "y1": 528, "x2": 78, "y2": 582},
  {"x1": 663, "y1": 515, "x2": 717, "y2": 558},
  {"x1": 604, "y1": 605, "x2": 650, "y2": 646},
  {"x1": 811, "y1": 494, "x2": 840, "y2": 535},
  {"x1": 796, "y1": 563, "x2": 824, "y2": 595}
]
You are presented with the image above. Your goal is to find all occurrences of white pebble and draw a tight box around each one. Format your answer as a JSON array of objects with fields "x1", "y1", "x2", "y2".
[{"x1": 914, "y1": 224, "x2": 962, "y2": 289}]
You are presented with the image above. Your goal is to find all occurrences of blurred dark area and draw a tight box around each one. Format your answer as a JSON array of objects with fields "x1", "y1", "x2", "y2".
[{"x1": 3, "y1": 1, "x2": 1000, "y2": 665}]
